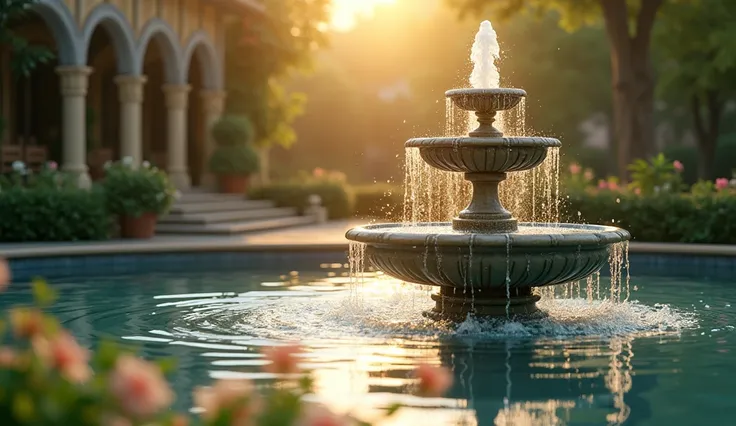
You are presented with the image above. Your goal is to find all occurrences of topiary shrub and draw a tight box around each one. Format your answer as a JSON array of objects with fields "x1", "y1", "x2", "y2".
[
  {"x1": 102, "y1": 159, "x2": 178, "y2": 218},
  {"x1": 209, "y1": 144, "x2": 261, "y2": 176},
  {"x1": 211, "y1": 115, "x2": 254, "y2": 147}
]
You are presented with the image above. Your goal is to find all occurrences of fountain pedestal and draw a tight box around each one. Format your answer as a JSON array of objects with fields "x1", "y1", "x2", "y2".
[{"x1": 453, "y1": 172, "x2": 517, "y2": 233}]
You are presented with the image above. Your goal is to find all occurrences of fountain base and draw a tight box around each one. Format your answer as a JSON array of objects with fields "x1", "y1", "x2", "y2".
[{"x1": 427, "y1": 286, "x2": 542, "y2": 320}]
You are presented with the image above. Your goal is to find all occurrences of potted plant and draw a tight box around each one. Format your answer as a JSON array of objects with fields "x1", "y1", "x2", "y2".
[
  {"x1": 209, "y1": 115, "x2": 260, "y2": 194},
  {"x1": 102, "y1": 158, "x2": 178, "y2": 239}
]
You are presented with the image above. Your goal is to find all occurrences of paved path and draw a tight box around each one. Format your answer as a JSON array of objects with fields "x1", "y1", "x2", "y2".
[{"x1": 0, "y1": 219, "x2": 735, "y2": 258}]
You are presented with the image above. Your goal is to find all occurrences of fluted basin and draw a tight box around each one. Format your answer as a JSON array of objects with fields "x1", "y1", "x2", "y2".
[{"x1": 346, "y1": 223, "x2": 630, "y2": 317}]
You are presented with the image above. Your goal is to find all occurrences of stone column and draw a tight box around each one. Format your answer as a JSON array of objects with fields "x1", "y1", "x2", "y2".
[
  {"x1": 114, "y1": 75, "x2": 147, "y2": 166},
  {"x1": 200, "y1": 90, "x2": 227, "y2": 188},
  {"x1": 56, "y1": 66, "x2": 93, "y2": 189},
  {"x1": 163, "y1": 84, "x2": 191, "y2": 189}
]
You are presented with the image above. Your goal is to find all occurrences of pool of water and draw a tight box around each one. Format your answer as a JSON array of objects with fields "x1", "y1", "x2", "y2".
[{"x1": 1, "y1": 261, "x2": 734, "y2": 425}]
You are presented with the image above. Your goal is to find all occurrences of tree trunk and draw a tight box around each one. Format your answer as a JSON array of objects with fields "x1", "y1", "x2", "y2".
[
  {"x1": 692, "y1": 91, "x2": 722, "y2": 180},
  {"x1": 601, "y1": 0, "x2": 662, "y2": 181}
]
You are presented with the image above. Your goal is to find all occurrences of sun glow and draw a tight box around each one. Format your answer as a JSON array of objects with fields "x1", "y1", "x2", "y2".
[{"x1": 330, "y1": 0, "x2": 396, "y2": 32}]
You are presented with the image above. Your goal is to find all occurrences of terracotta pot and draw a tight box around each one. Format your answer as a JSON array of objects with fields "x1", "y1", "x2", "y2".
[
  {"x1": 217, "y1": 174, "x2": 249, "y2": 194},
  {"x1": 120, "y1": 212, "x2": 158, "y2": 239}
]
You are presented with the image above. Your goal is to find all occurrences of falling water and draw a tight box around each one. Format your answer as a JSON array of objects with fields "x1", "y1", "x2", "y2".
[{"x1": 348, "y1": 242, "x2": 366, "y2": 305}]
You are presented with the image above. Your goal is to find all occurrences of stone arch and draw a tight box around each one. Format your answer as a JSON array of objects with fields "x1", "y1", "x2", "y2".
[
  {"x1": 136, "y1": 19, "x2": 183, "y2": 83},
  {"x1": 32, "y1": 0, "x2": 83, "y2": 65},
  {"x1": 81, "y1": 4, "x2": 137, "y2": 74},
  {"x1": 182, "y1": 30, "x2": 223, "y2": 90}
]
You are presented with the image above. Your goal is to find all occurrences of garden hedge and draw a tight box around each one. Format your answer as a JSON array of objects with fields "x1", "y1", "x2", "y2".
[
  {"x1": 250, "y1": 180, "x2": 355, "y2": 220},
  {"x1": 0, "y1": 187, "x2": 110, "y2": 242}
]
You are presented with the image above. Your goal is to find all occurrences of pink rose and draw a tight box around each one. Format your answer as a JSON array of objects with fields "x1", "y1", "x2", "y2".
[
  {"x1": 608, "y1": 181, "x2": 619, "y2": 191},
  {"x1": 294, "y1": 403, "x2": 355, "y2": 426},
  {"x1": 673, "y1": 160, "x2": 684, "y2": 173},
  {"x1": 32, "y1": 331, "x2": 92, "y2": 383},
  {"x1": 263, "y1": 344, "x2": 303, "y2": 375},
  {"x1": 313, "y1": 168, "x2": 325, "y2": 178},
  {"x1": 715, "y1": 178, "x2": 729, "y2": 190},
  {"x1": 194, "y1": 379, "x2": 259, "y2": 422},
  {"x1": 569, "y1": 163, "x2": 582, "y2": 175},
  {"x1": 47, "y1": 161, "x2": 58, "y2": 171},
  {"x1": 597, "y1": 180, "x2": 608, "y2": 190},
  {"x1": 414, "y1": 364, "x2": 453, "y2": 397},
  {"x1": 108, "y1": 355, "x2": 174, "y2": 419},
  {"x1": 584, "y1": 169, "x2": 594, "y2": 181}
]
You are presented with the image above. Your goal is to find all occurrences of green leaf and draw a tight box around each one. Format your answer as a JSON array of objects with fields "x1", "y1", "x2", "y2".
[{"x1": 32, "y1": 278, "x2": 57, "y2": 307}]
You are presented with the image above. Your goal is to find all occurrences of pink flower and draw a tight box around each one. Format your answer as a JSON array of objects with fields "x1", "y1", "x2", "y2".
[
  {"x1": 569, "y1": 163, "x2": 582, "y2": 175},
  {"x1": 715, "y1": 178, "x2": 729, "y2": 190},
  {"x1": 597, "y1": 180, "x2": 608, "y2": 190},
  {"x1": 108, "y1": 355, "x2": 174, "y2": 419},
  {"x1": 32, "y1": 331, "x2": 92, "y2": 383},
  {"x1": 263, "y1": 344, "x2": 303, "y2": 375},
  {"x1": 634, "y1": 187, "x2": 641, "y2": 195},
  {"x1": 313, "y1": 168, "x2": 325, "y2": 178},
  {"x1": 47, "y1": 161, "x2": 58, "y2": 171},
  {"x1": 673, "y1": 160, "x2": 684, "y2": 173},
  {"x1": 414, "y1": 364, "x2": 453, "y2": 397},
  {"x1": 194, "y1": 379, "x2": 259, "y2": 422},
  {"x1": 0, "y1": 257, "x2": 9, "y2": 293},
  {"x1": 608, "y1": 181, "x2": 619, "y2": 191},
  {"x1": 294, "y1": 403, "x2": 355, "y2": 426},
  {"x1": 584, "y1": 169, "x2": 594, "y2": 181}
]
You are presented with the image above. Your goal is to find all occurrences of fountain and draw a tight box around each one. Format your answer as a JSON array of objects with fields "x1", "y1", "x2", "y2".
[{"x1": 345, "y1": 21, "x2": 630, "y2": 319}]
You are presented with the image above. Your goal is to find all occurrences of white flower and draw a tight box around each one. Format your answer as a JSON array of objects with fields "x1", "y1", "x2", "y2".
[
  {"x1": 122, "y1": 156, "x2": 134, "y2": 166},
  {"x1": 104, "y1": 161, "x2": 112, "y2": 170},
  {"x1": 142, "y1": 161, "x2": 151, "y2": 169},
  {"x1": 12, "y1": 161, "x2": 25, "y2": 173}
]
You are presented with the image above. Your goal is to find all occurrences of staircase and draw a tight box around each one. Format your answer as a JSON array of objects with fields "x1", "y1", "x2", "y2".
[{"x1": 156, "y1": 191, "x2": 317, "y2": 236}]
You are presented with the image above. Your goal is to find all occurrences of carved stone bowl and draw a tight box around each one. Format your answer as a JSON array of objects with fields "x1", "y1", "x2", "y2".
[
  {"x1": 405, "y1": 137, "x2": 561, "y2": 174},
  {"x1": 446, "y1": 88, "x2": 527, "y2": 113},
  {"x1": 345, "y1": 223, "x2": 630, "y2": 317}
]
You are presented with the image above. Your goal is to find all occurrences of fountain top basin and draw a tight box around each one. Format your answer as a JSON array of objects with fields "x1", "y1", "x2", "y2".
[
  {"x1": 446, "y1": 88, "x2": 527, "y2": 113},
  {"x1": 346, "y1": 223, "x2": 630, "y2": 248}
]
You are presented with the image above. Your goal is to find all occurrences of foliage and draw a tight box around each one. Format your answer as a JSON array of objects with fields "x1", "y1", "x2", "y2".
[
  {"x1": 0, "y1": 275, "x2": 453, "y2": 425},
  {"x1": 561, "y1": 162, "x2": 596, "y2": 193},
  {"x1": 101, "y1": 158, "x2": 178, "y2": 217},
  {"x1": 565, "y1": 189, "x2": 736, "y2": 244},
  {"x1": 211, "y1": 115, "x2": 254, "y2": 147},
  {"x1": 225, "y1": 0, "x2": 329, "y2": 149},
  {"x1": 663, "y1": 136, "x2": 736, "y2": 185},
  {"x1": 250, "y1": 169, "x2": 355, "y2": 219},
  {"x1": 0, "y1": 0, "x2": 55, "y2": 79},
  {"x1": 209, "y1": 144, "x2": 261, "y2": 176},
  {"x1": 352, "y1": 184, "x2": 404, "y2": 220},
  {"x1": 0, "y1": 163, "x2": 109, "y2": 242},
  {"x1": 627, "y1": 153, "x2": 683, "y2": 195},
  {"x1": 654, "y1": 0, "x2": 736, "y2": 179}
]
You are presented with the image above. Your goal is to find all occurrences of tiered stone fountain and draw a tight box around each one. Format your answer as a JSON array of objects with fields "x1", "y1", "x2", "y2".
[{"x1": 346, "y1": 87, "x2": 630, "y2": 318}]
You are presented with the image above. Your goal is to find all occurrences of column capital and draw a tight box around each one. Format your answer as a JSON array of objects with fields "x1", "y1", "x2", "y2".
[
  {"x1": 162, "y1": 84, "x2": 191, "y2": 109},
  {"x1": 115, "y1": 75, "x2": 147, "y2": 103},
  {"x1": 200, "y1": 90, "x2": 227, "y2": 115},
  {"x1": 56, "y1": 66, "x2": 93, "y2": 97}
]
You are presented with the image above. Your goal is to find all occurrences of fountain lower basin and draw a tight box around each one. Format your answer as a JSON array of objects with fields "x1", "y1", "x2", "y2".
[{"x1": 346, "y1": 223, "x2": 630, "y2": 318}]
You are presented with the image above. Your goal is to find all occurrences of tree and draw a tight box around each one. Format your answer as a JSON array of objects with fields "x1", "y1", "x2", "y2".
[
  {"x1": 655, "y1": 0, "x2": 736, "y2": 180},
  {"x1": 224, "y1": 0, "x2": 330, "y2": 183},
  {"x1": 0, "y1": 0, "x2": 54, "y2": 141},
  {"x1": 447, "y1": 0, "x2": 671, "y2": 180}
]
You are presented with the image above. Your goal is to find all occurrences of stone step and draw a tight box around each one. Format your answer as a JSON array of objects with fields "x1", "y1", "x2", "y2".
[
  {"x1": 159, "y1": 207, "x2": 298, "y2": 225},
  {"x1": 176, "y1": 192, "x2": 248, "y2": 204},
  {"x1": 156, "y1": 215, "x2": 317, "y2": 235},
  {"x1": 169, "y1": 199, "x2": 275, "y2": 215}
]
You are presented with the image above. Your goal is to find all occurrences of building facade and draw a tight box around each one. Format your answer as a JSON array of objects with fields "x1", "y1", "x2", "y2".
[{"x1": 0, "y1": 0, "x2": 261, "y2": 188}]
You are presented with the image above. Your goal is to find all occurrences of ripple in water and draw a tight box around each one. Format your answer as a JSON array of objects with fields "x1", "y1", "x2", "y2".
[{"x1": 165, "y1": 278, "x2": 697, "y2": 344}]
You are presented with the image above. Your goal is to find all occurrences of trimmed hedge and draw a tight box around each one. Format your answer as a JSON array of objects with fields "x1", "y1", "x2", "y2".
[
  {"x1": 250, "y1": 180, "x2": 355, "y2": 219},
  {"x1": 564, "y1": 190, "x2": 736, "y2": 244},
  {"x1": 0, "y1": 186, "x2": 110, "y2": 242},
  {"x1": 352, "y1": 184, "x2": 404, "y2": 220}
]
